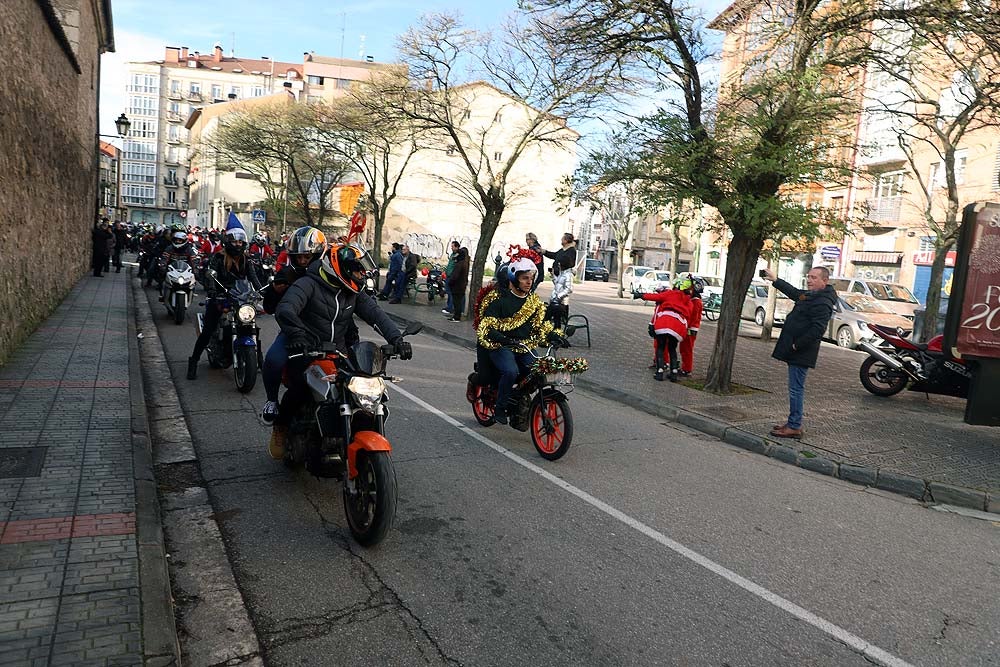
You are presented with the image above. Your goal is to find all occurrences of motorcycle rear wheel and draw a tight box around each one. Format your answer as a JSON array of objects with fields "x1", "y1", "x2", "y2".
[
  {"x1": 859, "y1": 356, "x2": 907, "y2": 397},
  {"x1": 529, "y1": 393, "x2": 573, "y2": 460},
  {"x1": 173, "y1": 301, "x2": 186, "y2": 325},
  {"x1": 234, "y1": 346, "x2": 258, "y2": 393},
  {"x1": 469, "y1": 381, "x2": 496, "y2": 426},
  {"x1": 344, "y1": 451, "x2": 397, "y2": 547}
]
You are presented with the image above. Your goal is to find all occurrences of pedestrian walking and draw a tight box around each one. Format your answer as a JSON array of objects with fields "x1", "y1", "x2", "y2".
[
  {"x1": 446, "y1": 246, "x2": 470, "y2": 321},
  {"x1": 91, "y1": 220, "x2": 112, "y2": 277},
  {"x1": 378, "y1": 243, "x2": 403, "y2": 301},
  {"x1": 761, "y1": 267, "x2": 837, "y2": 439}
]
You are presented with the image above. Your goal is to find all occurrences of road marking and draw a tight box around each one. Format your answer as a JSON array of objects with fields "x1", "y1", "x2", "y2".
[{"x1": 390, "y1": 383, "x2": 915, "y2": 667}]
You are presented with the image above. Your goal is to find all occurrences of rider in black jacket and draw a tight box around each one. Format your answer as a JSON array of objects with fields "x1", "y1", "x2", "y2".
[
  {"x1": 267, "y1": 243, "x2": 411, "y2": 458},
  {"x1": 186, "y1": 227, "x2": 253, "y2": 380}
]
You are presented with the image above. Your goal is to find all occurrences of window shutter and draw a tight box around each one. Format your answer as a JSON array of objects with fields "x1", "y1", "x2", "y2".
[{"x1": 992, "y1": 143, "x2": 1000, "y2": 192}]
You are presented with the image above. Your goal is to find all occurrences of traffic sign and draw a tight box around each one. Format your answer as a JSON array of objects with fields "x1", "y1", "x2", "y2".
[
  {"x1": 819, "y1": 245, "x2": 841, "y2": 260},
  {"x1": 251, "y1": 209, "x2": 266, "y2": 223}
]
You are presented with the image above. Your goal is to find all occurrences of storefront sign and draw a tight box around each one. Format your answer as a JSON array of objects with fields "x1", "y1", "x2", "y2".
[
  {"x1": 819, "y1": 245, "x2": 841, "y2": 260},
  {"x1": 912, "y1": 250, "x2": 956, "y2": 267},
  {"x1": 946, "y1": 204, "x2": 1000, "y2": 359}
]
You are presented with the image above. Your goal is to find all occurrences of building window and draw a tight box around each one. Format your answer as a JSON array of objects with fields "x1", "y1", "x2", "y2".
[
  {"x1": 230, "y1": 85, "x2": 241, "y2": 99},
  {"x1": 123, "y1": 163, "x2": 156, "y2": 183},
  {"x1": 307, "y1": 75, "x2": 324, "y2": 85},
  {"x1": 190, "y1": 82, "x2": 201, "y2": 94},
  {"x1": 252, "y1": 85, "x2": 264, "y2": 97},
  {"x1": 493, "y1": 151, "x2": 503, "y2": 161},
  {"x1": 128, "y1": 73, "x2": 159, "y2": 94},
  {"x1": 929, "y1": 149, "x2": 968, "y2": 188},
  {"x1": 167, "y1": 190, "x2": 177, "y2": 204},
  {"x1": 123, "y1": 140, "x2": 156, "y2": 161},
  {"x1": 170, "y1": 79, "x2": 181, "y2": 93},
  {"x1": 336, "y1": 79, "x2": 351, "y2": 89},
  {"x1": 127, "y1": 95, "x2": 158, "y2": 117},
  {"x1": 169, "y1": 101, "x2": 180, "y2": 114},
  {"x1": 211, "y1": 84, "x2": 222, "y2": 100},
  {"x1": 462, "y1": 109, "x2": 471, "y2": 120},
  {"x1": 918, "y1": 236, "x2": 936, "y2": 252}
]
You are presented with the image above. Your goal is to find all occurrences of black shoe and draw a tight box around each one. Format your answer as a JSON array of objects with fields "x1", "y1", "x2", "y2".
[
  {"x1": 669, "y1": 372, "x2": 678, "y2": 383},
  {"x1": 494, "y1": 408, "x2": 508, "y2": 425},
  {"x1": 387, "y1": 298, "x2": 401, "y2": 304},
  {"x1": 448, "y1": 317, "x2": 461, "y2": 322},
  {"x1": 186, "y1": 357, "x2": 198, "y2": 380},
  {"x1": 654, "y1": 368, "x2": 664, "y2": 381},
  {"x1": 678, "y1": 370, "x2": 691, "y2": 378}
]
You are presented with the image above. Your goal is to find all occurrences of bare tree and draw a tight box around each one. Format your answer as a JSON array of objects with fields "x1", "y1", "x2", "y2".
[
  {"x1": 314, "y1": 68, "x2": 423, "y2": 259},
  {"x1": 863, "y1": 19, "x2": 1000, "y2": 338},
  {"x1": 384, "y1": 12, "x2": 623, "y2": 315}
]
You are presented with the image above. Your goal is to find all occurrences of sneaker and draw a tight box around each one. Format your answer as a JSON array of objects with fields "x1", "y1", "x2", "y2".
[
  {"x1": 268, "y1": 426, "x2": 287, "y2": 459},
  {"x1": 441, "y1": 309, "x2": 452, "y2": 315},
  {"x1": 654, "y1": 368, "x2": 664, "y2": 381},
  {"x1": 261, "y1": 400, "x2": 278, "y2": 424},
  {"x1": 494, "y1": 408, "x2": 508, "y2": 425},
  {"x1": 387, "y1": 298, "x2": 401, "y2": 304},
  {"x1": 448, "y1": 317, "x2": 461, "y2": 322}
]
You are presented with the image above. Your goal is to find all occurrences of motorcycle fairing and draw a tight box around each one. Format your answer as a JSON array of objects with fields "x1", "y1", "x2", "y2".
[
  {"x1": 237, "y1": 335, "x2": 257, "y2": 348},
  {"x1": 347, "y1": 431, "x2": 391, "y2": 479}
]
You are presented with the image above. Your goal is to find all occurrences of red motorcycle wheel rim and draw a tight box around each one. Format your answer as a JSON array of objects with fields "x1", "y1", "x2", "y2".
[
  {"x1": 531, "y1": 399, "x2": 565, "y2": 454},
  {"x1": 472, "y1": 387, "x2": 495, "y2": 421}
]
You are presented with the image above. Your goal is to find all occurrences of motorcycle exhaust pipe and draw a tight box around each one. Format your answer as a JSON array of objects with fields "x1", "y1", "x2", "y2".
[{"x1": 857, "y1": 340, "x2": 904, "y2": 371}]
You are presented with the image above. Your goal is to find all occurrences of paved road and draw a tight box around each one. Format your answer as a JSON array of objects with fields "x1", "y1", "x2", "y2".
[{"x1": 144, "y1": 286, "x2": 1000, "y2": 666}]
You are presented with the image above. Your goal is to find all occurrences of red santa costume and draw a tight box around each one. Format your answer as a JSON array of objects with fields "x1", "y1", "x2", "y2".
[
  {"x1": 641, "y1": 286, "x2": 693, "y2": 381},
  {"x1": 680, "y1": 295, "x2": 703, "y2": 374}
]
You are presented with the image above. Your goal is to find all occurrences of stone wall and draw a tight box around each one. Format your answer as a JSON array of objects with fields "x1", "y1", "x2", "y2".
[{"x1": 0, "y1": 0, "x2": 103, "y2": 363}]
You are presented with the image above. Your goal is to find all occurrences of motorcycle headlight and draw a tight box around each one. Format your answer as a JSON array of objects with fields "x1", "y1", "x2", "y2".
[
  {"x1": 237, "y1": 304, "x2": 256, "y2": 323},
  {"x1": 348, "y1": 376, "x2": 386, "y2": 412}
]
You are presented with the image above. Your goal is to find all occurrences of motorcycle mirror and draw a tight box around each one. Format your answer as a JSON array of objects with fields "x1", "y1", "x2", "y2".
[{"x1": 403, "y1": 322, "x2": 423, "y2": 336}]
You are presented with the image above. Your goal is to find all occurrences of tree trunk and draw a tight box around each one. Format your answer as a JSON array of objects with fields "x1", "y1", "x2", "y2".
[
  {"x1": 467, "y1": 207, "x2": 504, "y2": 318},
  {"x1": 704, "y1": 231, "x2": 764, "y2": 394},
  {"x1": 617, "y1": 249, "x2": 626, "y2": 298},
  {"x1": 671, "y1": 225, "x2": 682, "y2": 276},
  {"x1": 372, "y1": 201, "x2": 385, "y2": 264},
  {"x1": 920, "y1": 240, "x2": 954, "y2": 342}
]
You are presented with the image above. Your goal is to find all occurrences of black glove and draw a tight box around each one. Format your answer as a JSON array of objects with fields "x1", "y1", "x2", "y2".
[
  {"x1": 286, "y1": 337, "x2": 309, "y2": 357},
  {"x1": 392, "y1": 339, "x2": 412, "y2": 360},
  {"x1": 632, "y1": 291, "x2": 642, "y2": 300},
  {"x1": 547, "y1": 331, "x2": 569, "y2": 348}
]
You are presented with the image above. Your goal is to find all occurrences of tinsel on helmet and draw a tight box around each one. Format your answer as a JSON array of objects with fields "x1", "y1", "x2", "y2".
[
  {"x1": 506, "y1": 244, "x2": 542, "y2": 265},
  {"x1": 531, "y1": 357, "x2": 589, "y2": 375}
]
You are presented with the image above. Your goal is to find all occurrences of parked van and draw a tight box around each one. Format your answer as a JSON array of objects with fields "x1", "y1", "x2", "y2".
[{"x1": 828, "y1": 277, "x2": 921, "y2": 321}]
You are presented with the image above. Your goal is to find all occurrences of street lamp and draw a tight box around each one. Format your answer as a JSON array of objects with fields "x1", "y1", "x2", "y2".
[{"x1": 114, "y1": 113, "x2": 131, "y2": 139}]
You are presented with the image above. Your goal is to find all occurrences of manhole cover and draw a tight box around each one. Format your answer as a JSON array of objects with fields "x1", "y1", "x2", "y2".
[
  {"x1": 0, "y1": 447, "x2": 47, "y2": 478},
  {"x1": 700, "y1": 406, "x2": 754, "y2": 423}
]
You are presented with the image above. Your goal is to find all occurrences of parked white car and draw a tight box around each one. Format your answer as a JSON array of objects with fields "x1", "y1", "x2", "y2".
[
  {"x1": 635, "y1": 270, "x2": 672, "y2": 293},
  {"x1": 623, "y1": 266, "x2": 656, "y2": 293}
]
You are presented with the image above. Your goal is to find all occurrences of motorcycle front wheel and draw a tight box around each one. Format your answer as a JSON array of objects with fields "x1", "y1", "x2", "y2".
[
  {"x1": 469, "y1": 381, "x2": 496, "y2": 426},
  {"x1": 344, "y1": 451, "x2": 397, "y2": 547},
  {"x1": 206, "y1": 339, "x2": 226, "y2": 369},
  {"x1": 234, "y1": 346, "x2": 258, "y2": 393},
  {"x1": 173, "y1": 300, "x2": 186, "y2": 325},
  {"x1": 529, "y1": 393, "x2": 573, "y2": 460},
  {"x1": 859, "y1": 356, "x2": 907, "y2": 397}
]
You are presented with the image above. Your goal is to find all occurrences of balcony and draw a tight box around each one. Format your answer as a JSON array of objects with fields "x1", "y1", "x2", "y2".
[
  {"x1": 864, "y1": 198, "x2": 901, "y2": 224},
  {"x1": 187, "y1": 91, "x2": 203, "y2": 102},
  {"x1": 164, "y1": 156, "x2": 179, "y2": 166},
  {"x1": 123, "y1": 197, "x2": 155, "y2": 207},
  {"x1": 180, "y1": 200, "x2": 189, "y2": 209},
  {"x1": 166, "y1": 136, "x2": 181, "y2": 145},
  {"x1": 161, "y1": 199, "x2": 178, "y2": 209},
  {"x1": 168, "y1": 90, "x2": 183, "y2": 100},
  {"x1": 166, "y1": 112, "x2": 182, "y2": 123},
  {"x1": 163, "y1": 177, "x2": 179, "y2": 187}
]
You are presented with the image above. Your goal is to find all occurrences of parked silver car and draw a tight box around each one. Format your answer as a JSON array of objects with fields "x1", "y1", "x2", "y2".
[
  {"x1": 828, "y1": 277, "x2": 921, "y2": 320},
  {"x1": 826, "y1": 293, "x2": 913, "y2": 349},
  {"x1": 741, "y1": 282, "x2": 792, "y2": 326}
]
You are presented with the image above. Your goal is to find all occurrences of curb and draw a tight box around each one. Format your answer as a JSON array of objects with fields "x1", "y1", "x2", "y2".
[
  {"x1": 132, "y1": 277, "x2": 264, "y2": 665},
  {"x1": 126, "y1": 268, "x2": 182, "y2": 666},
  {"x1": 388, "y1": 312, "x2": 999, "y2": 515}
]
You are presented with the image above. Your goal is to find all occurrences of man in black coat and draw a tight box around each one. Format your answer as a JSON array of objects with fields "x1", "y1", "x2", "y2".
[
  {"x1": 91, "y1": 221, "x2": 112, "y2": 277},
  {"x1": 761, "y1": 266, "x2": 837, "y2": 439}
]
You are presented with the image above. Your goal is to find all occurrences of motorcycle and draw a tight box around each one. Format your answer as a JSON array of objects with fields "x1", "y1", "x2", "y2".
[
  {"x1": 198, "y1": 275, "x2": 264, "y2": 394},
  {"x1": 858, "y1": 323, "x2": 971, "y2": 398},
  {"x1": 423, "y1": 264, "x2": 447, "y2": 303},
  {"x1": 160, "y1": 259, "x2": 196, "y2": 325},
  {"x1": 283, "y1": 321, "x2": 423, "y2": 546},
  {"x1": 465, "y1": 336, "x2": 584, "y2": 460}
]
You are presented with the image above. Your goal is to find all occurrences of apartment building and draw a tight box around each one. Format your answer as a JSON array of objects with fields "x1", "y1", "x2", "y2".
[
  {"x1": 97, "y1": 141, "x2": 121, "y2": 221},
  {"x1": 708, "y1": 1, "x2": 1000, "y2": 303},
  {"x1": 121, "y1": 46, "x2": 303, "y2": 228}
]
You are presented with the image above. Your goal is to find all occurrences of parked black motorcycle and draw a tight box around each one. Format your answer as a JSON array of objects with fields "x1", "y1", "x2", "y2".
[
  {"x1": 424, "y1": 264, "x2": 446, "y2": 303},
  {"x1": 858, "y1": 323, "x2": 971, "y2": 398}
]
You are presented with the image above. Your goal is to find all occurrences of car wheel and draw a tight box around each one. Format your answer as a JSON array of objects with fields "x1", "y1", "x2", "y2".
[
  {"x1": 837, "y1": 325, "x2": 855, "y2": 348},
  {"x1": 603, "y1": 275, "x2": 609, "y2": 282},
  {"x1": 754, "y1": 308, "x2": 765, "y2": 327}
]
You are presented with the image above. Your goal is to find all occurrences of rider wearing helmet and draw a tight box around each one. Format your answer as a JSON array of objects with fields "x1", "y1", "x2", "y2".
[
  {"x1": 155, "y1": 226, "x2": 199, "y2": 300},
  {"x1": 679, "y1": 275, "x2": 705, "y2": 377},
  {"x1": 259, "y1": 226, "x2": 328, "y2": 424},
  {"x1": 186, "y1": 227, "x2": 254, "y2": 380},
  {"x1": 268, "y1": 243, "x2": 410, "y2": 458},
  {"x1": 635, "y1": 274, "x2": 695, "y2": 382}
]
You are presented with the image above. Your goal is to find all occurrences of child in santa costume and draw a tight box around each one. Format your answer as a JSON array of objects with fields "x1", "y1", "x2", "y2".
[{"x1": 637, "y1": 276, "x2": 695, "y2": 382}]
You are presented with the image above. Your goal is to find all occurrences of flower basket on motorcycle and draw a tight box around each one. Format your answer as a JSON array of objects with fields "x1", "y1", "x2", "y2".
[{"x1": 531, "y1": 357, "x2": 589, "y2": 386}]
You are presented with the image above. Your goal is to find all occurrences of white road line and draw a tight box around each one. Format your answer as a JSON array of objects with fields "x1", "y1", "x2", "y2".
[{"x1": 390, "y1": 383, "x2": 916, "y2": 667}]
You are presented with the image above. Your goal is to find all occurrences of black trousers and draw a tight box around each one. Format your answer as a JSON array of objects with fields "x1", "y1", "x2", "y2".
[
  {"x1": 451, "y1": 290, "x2": 466, "y2": 320},
  {"x1": 654, "y1": 334, "x2": 679, "y2": 371},
  {"x1": 192, "y1": 303, "x2": 224, "y2": 360}
]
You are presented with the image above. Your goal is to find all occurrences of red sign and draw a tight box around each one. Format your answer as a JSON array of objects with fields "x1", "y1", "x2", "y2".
[
  {"x1": 955, "y1": 208, "x2": 1000, "y2": 358},
  {"x1": 912, "y1": 250, "x2": 956, "y2": 267}
]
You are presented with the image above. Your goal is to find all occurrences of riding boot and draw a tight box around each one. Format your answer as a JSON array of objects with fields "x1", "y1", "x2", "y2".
[
  {"x1": 669, "y1": 359, "x2": 679, "y2": 382},
  {"x1": 186, "y1": 357, "x2": 198, "y2": 380},
  {"x1": 268, "y1": 425, "x2": 287, "y2": 460}
]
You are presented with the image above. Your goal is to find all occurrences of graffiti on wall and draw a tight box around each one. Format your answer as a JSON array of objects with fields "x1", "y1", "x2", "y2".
[{"x1": 402, "y1": 232, "x2": 522, "y2": 265}]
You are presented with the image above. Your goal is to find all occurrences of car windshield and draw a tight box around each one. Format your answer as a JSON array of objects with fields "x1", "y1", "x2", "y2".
[
  {"x1": 654, "y1": 272, "x2": 671, "y2": 281},
  {"x1": 633, "y1": 267, "x2": 653, "y2": 277},
  {"x1": 754, "y1": 285, "x2": 789, "y2": 299},
  {"x1": 586, "y1": 260, "x2": 604, "y2": 268},
  {"x1": 868, "y1": 282, "x2": 918, "y2": 303},
  {"x1": 842, "y1": 294, "x2": 893, "y2": 313}
]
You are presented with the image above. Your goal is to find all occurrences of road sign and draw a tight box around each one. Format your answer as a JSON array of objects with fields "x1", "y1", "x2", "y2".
[
  {"x1": 819, "y1": 245, "x2": 841, "y2": 260},
  {"x1": 251, "y1": 209, "x2": 266, "y2": 224}
]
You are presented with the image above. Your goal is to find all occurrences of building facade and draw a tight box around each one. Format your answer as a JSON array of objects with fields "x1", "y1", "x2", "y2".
[
  {"x1": 98, "y1": 141, "x2": 121, "y2": 221},
  {"x1": 0, "y1": 0, "x2": 114, "y2": 362}
]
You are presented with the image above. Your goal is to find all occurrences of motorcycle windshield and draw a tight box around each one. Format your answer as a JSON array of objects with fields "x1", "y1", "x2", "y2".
[
  {"x1": 347, "y1": 341, "x2": 384, "y2": 376},
  {"x1": 229, "y1": 279, "x2": 252, "y2": 302},
  {"x1": 168, "y1": 259, "x2": 191, "y2": 272}
]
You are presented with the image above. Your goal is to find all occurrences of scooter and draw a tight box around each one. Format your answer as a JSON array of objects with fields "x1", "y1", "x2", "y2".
[
  {"x1": 858, "y1": 323, "x2": 971, "y2": 398},
  {"x1": 161, "y1": 259, "x2": 196, "y2": 325}
]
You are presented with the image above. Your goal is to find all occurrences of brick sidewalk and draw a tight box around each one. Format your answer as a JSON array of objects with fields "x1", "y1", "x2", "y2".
[
  {"x1": 0, "y1": 268, "x2": 175, "y2": 665},
  {"x1": 383, "y1": 280, "x2": 1000, "y2": 503}
]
